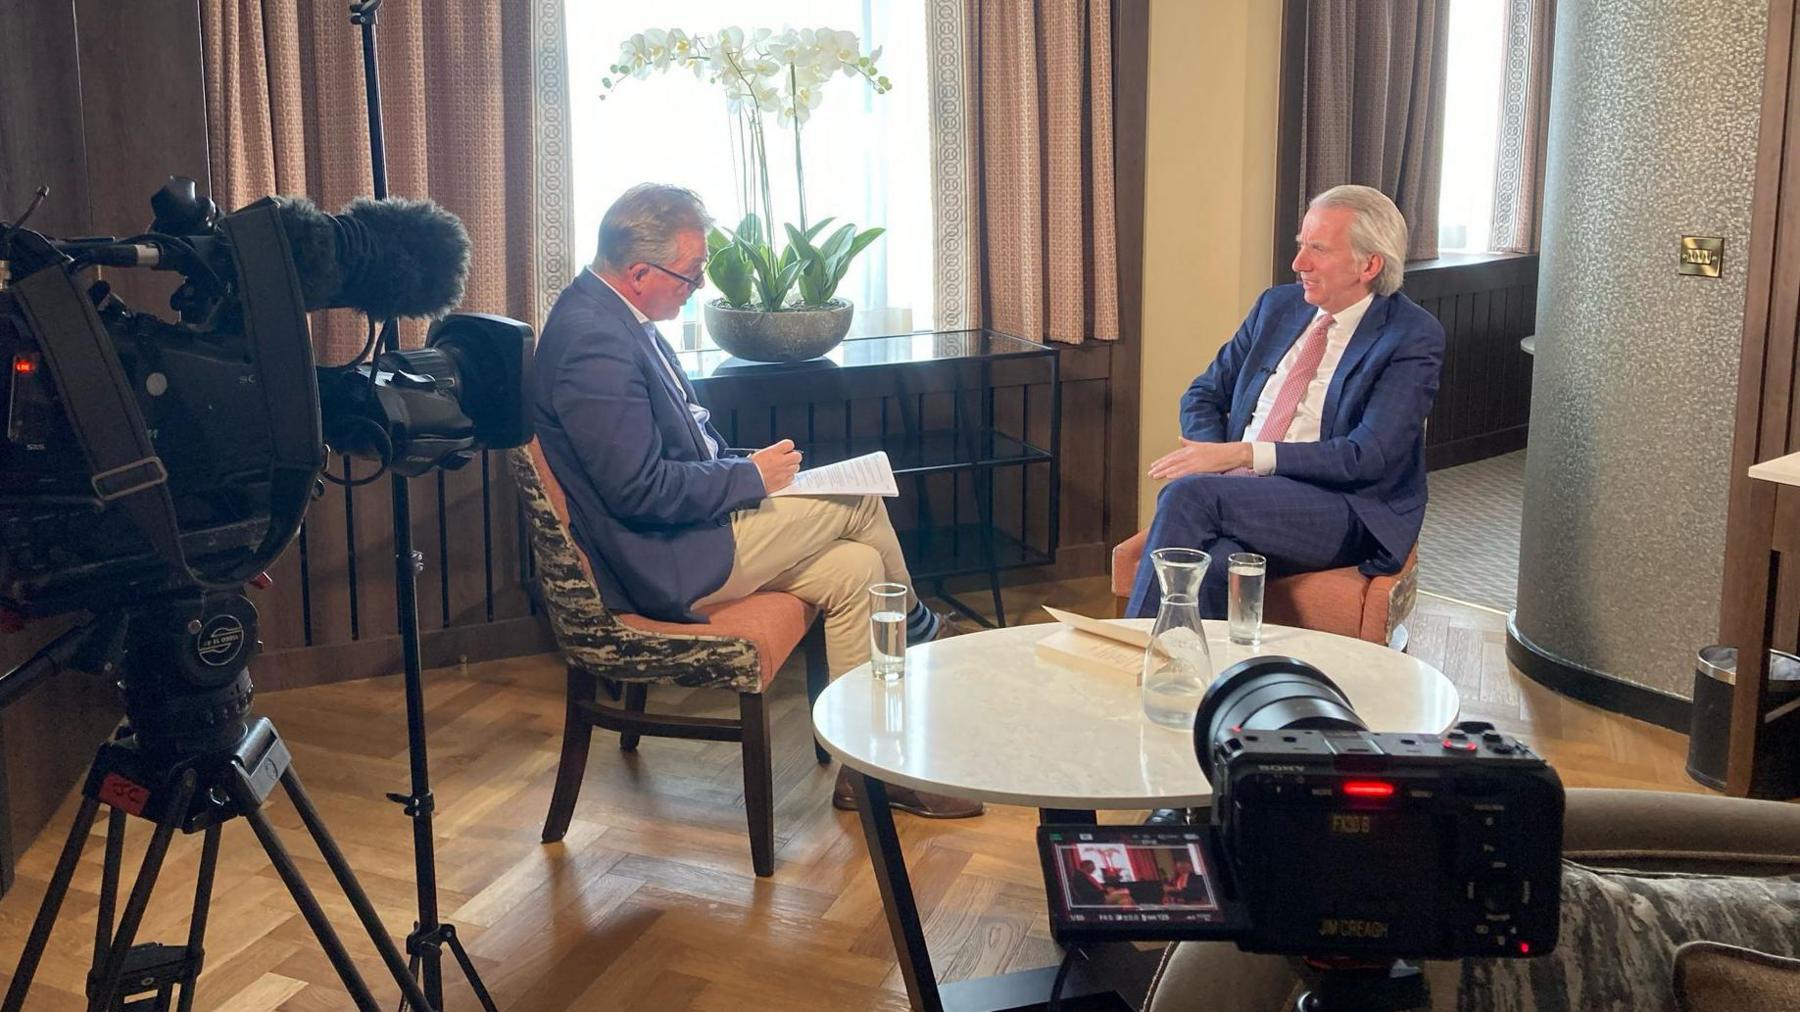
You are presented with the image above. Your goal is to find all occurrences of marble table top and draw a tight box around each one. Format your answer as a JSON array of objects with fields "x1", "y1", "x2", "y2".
[{"x1": 812, "y1": 620, "x2": 1461, "y2": 809}]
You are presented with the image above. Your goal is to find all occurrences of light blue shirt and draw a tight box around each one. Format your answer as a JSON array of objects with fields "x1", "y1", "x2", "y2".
[{"x1": 592, "y1": 269, "x2": 720, "y2": 458}]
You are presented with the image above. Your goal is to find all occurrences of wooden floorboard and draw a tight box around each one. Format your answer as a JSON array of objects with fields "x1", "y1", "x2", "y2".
[{"x1": 0, "y1": 583, "x2": 1709, "y2": 1009}]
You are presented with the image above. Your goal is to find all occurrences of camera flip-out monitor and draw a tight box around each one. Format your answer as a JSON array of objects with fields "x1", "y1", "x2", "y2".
[{"x1": 1039, "y1": 824, "x2": 1249, "y2": 944}]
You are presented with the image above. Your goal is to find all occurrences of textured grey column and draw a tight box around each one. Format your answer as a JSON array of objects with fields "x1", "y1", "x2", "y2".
[{"x1": 1514, "y1": 0, "x2": 1767, "y2": 701}]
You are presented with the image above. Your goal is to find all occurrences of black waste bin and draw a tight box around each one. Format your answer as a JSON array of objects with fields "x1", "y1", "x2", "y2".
[{"x1": 1687, "y1": 646, "x2": 1800, "y2": 797}]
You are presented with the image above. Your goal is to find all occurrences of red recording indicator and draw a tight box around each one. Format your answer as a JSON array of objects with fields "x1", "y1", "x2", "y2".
[
  {"x1": 1518, "y1": 941, "x2": 1532, "y2": 955},
  {"x1": 1341, "y1": 780, "x2": 1396, "y2": 798},
  {"x1": 12, "y1": 356, "x2": 35, "y2": 375}
]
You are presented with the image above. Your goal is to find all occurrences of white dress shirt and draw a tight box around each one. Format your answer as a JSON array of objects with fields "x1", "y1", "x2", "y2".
[
  {"x1": 591, "y1": 269, "x2": 720, "y2": 458},
  {"x1": 1243, "y1": 292, "x2": 1373, "y2": 475}
]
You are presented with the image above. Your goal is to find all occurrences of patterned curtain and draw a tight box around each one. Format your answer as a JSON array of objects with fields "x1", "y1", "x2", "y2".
[
  {"x1": 198, "y1": 0, "x2": 568, "y2": 362},
  {"x1": 1293, "y1": 0, "x2": 1450, "y2": 262},
  {"x1": 953, "y1": 0, "x2": 1119, "y2": 345},
  {"x1": 1490, "y1": 0, "x2": 1556, "y2": 254}
]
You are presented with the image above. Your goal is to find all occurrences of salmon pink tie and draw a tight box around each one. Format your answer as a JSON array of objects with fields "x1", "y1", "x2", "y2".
[
  {"x1": 1221, "y1": 312, "x2": 1334, "y2": 476},
  {"x1": 1258, "y1": 312, "x2": 1335, "y2": 443}
]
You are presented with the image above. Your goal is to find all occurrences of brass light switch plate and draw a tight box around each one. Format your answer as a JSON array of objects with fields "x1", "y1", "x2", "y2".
[{"x1": 1679, "y1": 236, "x2": 1724, "y2": 277}]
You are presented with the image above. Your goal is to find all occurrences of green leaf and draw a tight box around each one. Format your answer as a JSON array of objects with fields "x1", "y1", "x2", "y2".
[
  {"x1": 706, "y1": 227, "x2": 733, "y2": 255},
  {"x1": 830, "y1": 227, "x2": 885, "y2": 290},
  {"x1": 706, "y1": 244, "x2": 754, "y2": 307},
  {"x1": 818, "y1": 223, "x2": 856, "y2": 264},
  {"x1": 736, "y1": 213, "x2": 765, "y2": 248}
]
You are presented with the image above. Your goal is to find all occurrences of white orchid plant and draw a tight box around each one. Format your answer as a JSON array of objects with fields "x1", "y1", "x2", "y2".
[{"x1": 603, "y1": 27, "x2": 890, "y2": 312}]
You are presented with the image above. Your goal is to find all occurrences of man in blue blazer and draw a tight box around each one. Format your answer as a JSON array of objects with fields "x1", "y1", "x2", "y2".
[
  {"x1": 1127, "y1": 185, "x2": 1444, "y2": 620},
  {"x1": 533, "y1": 183, "x2": 978, "y2": 818}
]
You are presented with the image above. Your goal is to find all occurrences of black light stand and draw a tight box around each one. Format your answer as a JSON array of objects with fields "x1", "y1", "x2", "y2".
[{"x1": 347, "y1": 3, "x2": 497, "y2": 1009}]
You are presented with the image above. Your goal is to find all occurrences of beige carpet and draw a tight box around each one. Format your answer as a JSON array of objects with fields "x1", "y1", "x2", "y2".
[{"x1": 1418, "y1": 450, "x2": 1525, "y2": 612}]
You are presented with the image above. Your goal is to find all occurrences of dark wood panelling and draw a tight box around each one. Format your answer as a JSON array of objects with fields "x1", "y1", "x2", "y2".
[
  {"x1": 1719, "y1": 0, "x2": 1800, "y2": 797},
  {"x1": 0, "y1": 0, "x2": 208, "y2": 900},
  {"x1": 1407, "y1": 254, "x2": 1539, "y2": 469},
  {"x1": 696, "y1": 346, "x2": 1107, "y2": 586},
  {"x1": 1109, "y1": 0, "x2": 1149, "y2": 542}
]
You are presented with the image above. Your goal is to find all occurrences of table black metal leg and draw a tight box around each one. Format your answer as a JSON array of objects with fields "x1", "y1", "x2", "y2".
[{"x1": 848, "y1": 771, "x2": 942, "y2": 1011}]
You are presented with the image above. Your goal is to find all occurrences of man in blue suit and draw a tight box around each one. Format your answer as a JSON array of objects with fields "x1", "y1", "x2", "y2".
[
  {"x1": 1127, "y1": 185, "x2": 1444, "y2": 620},
  {"x1": 533, "y1": 183, "x2": 978, "y2": 818}
]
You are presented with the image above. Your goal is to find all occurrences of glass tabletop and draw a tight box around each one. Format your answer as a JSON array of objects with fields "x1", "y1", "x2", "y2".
[{"x1": 675, "y1": 329, "x2": 1050, "y2": 382}]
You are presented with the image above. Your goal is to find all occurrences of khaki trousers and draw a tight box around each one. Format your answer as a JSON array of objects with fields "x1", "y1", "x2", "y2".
[{"x1": 694, "y1": 494, "x2": 915, "y2": 677}]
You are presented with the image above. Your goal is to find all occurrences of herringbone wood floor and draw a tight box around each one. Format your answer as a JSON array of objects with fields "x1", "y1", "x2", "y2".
[{"x1": 0, "y1": 584, "x2": 1702, "y2": 1010}]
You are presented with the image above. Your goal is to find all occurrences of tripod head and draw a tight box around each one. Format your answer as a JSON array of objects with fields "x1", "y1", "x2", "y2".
[
  {"x1": 1292, "y1": 957, "x2": 1428, "y2": 1012},
  {"x1": 0, "y1": 591, "x2": 260, "y2": 761}
]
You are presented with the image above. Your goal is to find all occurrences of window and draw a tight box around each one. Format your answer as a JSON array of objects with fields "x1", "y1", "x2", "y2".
[
  {"x1": 565, "y1": 1, "x2": 934, "y2": 351},
  {"x1": 1437, "y1": 0, "x2": 1509, "y2": 253}
]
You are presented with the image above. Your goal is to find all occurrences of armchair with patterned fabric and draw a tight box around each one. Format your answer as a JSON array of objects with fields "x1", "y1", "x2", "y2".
[{"x1": 508, "y1": 444, "x2": 828, "y2": 877}]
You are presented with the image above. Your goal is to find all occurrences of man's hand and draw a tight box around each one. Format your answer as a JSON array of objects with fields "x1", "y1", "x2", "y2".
[
  {"x1": 1147, "y1": 439, "x2": 1252, "y2": 481},
  {"x1": 750, "y1": 438, "x2": 803, "y2": 492}
]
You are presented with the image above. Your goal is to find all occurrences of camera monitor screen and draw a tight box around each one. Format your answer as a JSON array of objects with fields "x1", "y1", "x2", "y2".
[{"x1": 1037, "y1": 825, "x2": 1247, "y2": 943}]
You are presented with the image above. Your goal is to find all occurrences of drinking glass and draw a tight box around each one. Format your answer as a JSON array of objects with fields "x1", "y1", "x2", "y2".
[
  {"x1": 1227, "y1": 552, "x2": 1266, "y2": 646},
  {"x1": 869, "y1": 583, "x2": 909, "y2": 681}
]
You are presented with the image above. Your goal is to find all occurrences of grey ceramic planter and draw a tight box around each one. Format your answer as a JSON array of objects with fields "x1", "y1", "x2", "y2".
[{"x1": 702, "y1": 299, "x2": 853, "y2": 362}]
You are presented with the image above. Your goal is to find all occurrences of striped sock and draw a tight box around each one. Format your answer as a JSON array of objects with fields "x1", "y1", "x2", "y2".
[{"x1": 905, "y1": 600, "x2": 940, "y2": 646}]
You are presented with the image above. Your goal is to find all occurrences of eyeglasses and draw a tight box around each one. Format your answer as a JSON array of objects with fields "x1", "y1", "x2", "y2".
[{"x1": 646, "y1": 260, "x2": 706, "y2": 290}]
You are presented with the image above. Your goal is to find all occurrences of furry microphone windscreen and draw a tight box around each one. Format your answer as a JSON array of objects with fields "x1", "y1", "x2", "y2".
[{"x1": 271, "y1": 195, "x2": 470, "y2": 320}]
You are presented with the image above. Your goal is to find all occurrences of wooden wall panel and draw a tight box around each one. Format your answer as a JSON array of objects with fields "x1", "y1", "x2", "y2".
[
  {"x1": 0, "y1": 0, "x2": 209, "y2": 899},
  {"x1": 1406, "y1": 255, "x2": 1540, "y2": 469},
  {"x1": 1719, "y1": 0, "x2": 1800, "y2": 797}
]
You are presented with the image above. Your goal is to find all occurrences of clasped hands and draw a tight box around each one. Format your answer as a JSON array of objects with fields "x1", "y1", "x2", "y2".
[{"x1": 1147, "y1": 438, "x2": 1253, "y2": 481}]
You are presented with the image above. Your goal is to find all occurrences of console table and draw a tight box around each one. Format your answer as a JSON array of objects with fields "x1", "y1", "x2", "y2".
[{"x1": 678, "y1": 331, "x2": 1060, "y2": 626}]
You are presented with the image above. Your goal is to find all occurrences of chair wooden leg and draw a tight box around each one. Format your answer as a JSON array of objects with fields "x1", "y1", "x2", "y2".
[
  {"x1": 543, "y1": 664, "x2": 596, "y2": 844},
  {"x1": 739, "y1": 692, "x2": 775, "y2": 877},
  {"x1": 803, "y1": 619, "x2": 831, "y2": 764},
  {"x1": 618, "y1": 683, "x2": 648, "y2": 752}
]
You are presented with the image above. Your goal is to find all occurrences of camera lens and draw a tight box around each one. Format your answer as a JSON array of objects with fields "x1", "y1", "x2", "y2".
[{"x1": 1191, "y1": 657, "x2": 1366, "y2": 785}]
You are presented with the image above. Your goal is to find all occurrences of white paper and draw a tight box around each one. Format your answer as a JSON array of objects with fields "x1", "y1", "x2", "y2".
[
  {"x1": 769, "y1": 451, "x2": 900, "y2": 498},
  {"x1": 1042, "y1": 606, "x2": 1152, "y2": 648}
]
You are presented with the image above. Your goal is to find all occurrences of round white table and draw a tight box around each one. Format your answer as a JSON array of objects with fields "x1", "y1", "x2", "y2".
[{"x1": 812, "y1": 620, "x2": 1461, "y2": 1011}]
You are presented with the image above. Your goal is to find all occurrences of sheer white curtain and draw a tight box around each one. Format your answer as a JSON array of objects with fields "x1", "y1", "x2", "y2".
[
  {"x1": 565, "y1": 1, "x2": 934, "y2": 349},
  {"x1": 1437, "y1": 0, "x2": 1508, "y2": 253}
]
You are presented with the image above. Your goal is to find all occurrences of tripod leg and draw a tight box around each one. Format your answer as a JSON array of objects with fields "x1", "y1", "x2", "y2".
[
  {"x1": 89, "y1": 769, "x2": 198, "y2": 1012},
  {"x1": 272, "y1": 767, "x2": 437, "y2": 1012},
  {"x1": 2, "y1": 795, "x2": 102, "y2": 1012},
  {"x1": 175, "y1": 824, "x2": 222, "y2": 1012},
  {"x1": 93, "y1": 809, "x2": 125, "y2": 973},
  {"x1": 236, "y1": 802, "x2": 385, "y2": 1012},
  {"x1": 442, "y1": 928, "x2": 499, "y2": 1012}
]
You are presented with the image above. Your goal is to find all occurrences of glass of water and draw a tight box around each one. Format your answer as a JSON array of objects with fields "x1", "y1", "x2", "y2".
[
  {"x1": 869, "y1": 583, "x2": 909, "y2": 681},
  {"x1": 1227, "y1": 552, "x2": 1266, "y2": 646}
]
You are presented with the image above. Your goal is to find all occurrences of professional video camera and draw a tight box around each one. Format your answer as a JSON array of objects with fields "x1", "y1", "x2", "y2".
[
  {"x1": 1039, "y1": 657, "x2": 1565, "y2": 1010},
  {"x1": 0, "y1": 176, "x2": 531, "y2": 618},
  {"x1": 0, "y1": 174, "x2": 532, "y2": 1010}
]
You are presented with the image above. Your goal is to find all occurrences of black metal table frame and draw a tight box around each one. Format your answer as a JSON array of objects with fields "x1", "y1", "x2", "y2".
[
  {"x1": 847, "y1": 771, "x2": 1163, "y2": 1012},
  {"x1": 684, "y1": 331, "x2": 1062, "y2": 629}
]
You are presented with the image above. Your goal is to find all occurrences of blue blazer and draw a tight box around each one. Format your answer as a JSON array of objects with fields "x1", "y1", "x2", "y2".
[
  {"x1": 1179, "y1": 284, "x2": 1445, "y2": 573},
  {"x1": 532, "y1": 272, "x2": 765, "y2": 620}
]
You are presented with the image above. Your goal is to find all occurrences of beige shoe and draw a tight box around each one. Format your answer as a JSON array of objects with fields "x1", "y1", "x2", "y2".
[{"x1": 831, "y1": 768, "x2": 984, "y2": 818}]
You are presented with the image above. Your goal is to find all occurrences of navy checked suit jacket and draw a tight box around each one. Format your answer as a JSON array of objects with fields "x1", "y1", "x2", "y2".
[
  {"x1": 1179, "y1": 284, "x2": 1446, "y2": 573},
  {"x1": 531, "y1": 272, "x2": 765, "y2": 621}
]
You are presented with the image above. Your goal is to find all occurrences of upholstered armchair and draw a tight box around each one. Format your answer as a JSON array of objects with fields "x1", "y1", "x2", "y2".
[{"x1": 508, "y1": 444, "x2": 828, "y2": 876}]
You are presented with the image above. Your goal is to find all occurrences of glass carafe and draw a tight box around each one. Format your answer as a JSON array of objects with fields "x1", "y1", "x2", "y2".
[{"x1": 1141, "y1": 548, "x2": 1215, "y2": 729}]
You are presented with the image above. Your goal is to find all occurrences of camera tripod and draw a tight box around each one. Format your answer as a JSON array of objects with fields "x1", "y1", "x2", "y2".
[
  {"x1": 1292, "y1": 957, "x2": 1428, "y2": 1012},
  {"x1": 0, "y1": 596, "x2": 439, "y2": 1012}
]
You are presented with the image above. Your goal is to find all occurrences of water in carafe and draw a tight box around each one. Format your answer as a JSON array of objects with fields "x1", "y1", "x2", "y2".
[{"x1": 1141, "y1": 548, "x2": 1215, "y2": 729}]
